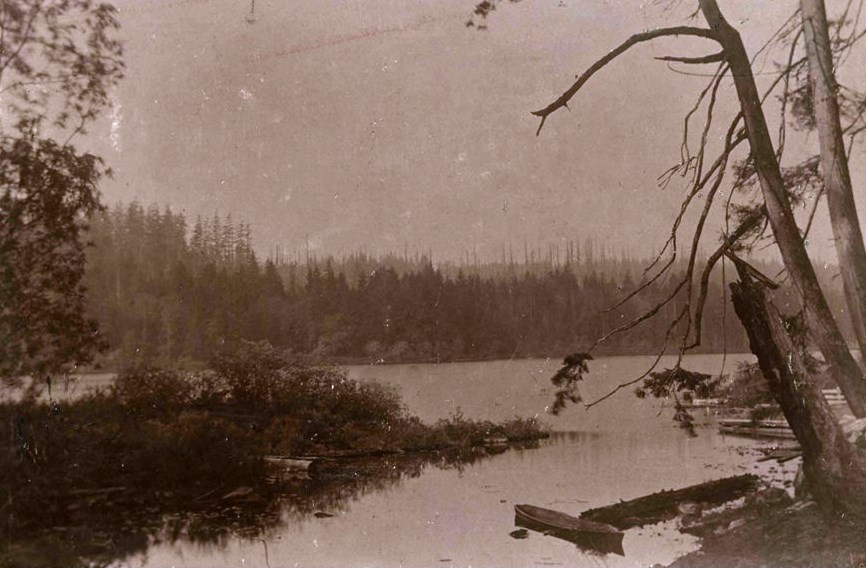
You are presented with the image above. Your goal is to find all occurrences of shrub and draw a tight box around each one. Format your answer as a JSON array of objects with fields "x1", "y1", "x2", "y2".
[
  {"x1": 433, "y1": 409, "x2": 494, "y2": 448},
  {"x1": 495, "y1": 416, "x2": 549, "y2": 441},
  {"x1": 111, "y1": 366, "x2": 193, "y2": 413},
  {"x1": 391, "y1": 415, "x2": 453, "y2": 451},
  {"x1": 128, "y1": 411, "x2": 263, "y2": 487},
  {"x1": 261, "y1": 416, "x2": 304, "y2": 454},
  {"x1": 718, "y1": 362, "x2": 775, "y2": 408},
  {"x1": 211, "y1": 340, "x2": 288, "y2": 406}
]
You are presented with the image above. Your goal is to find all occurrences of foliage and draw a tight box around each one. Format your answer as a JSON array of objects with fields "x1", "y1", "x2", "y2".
[
  {"x1": 549, "y1": 352, "x2": 592, "y2": 415},
  {"x1": 717, "y1": 362, "x2": 775, "y2": 408},
  {"x1": 83, "y1": 203, "x2": 763, "y2": 368},
  {"x1": 112, "y1": 365, "x2": 195, "y2": 411},
  {"x1": 0, "y1": 0, "x2": 124, "y2": 132},
  {"x1": 0, "y1": 392, "x2": 265, "y2": 539},
  {"x1": 210, "y1": 340, "x2": 289, "y2": 406},
  {"x1": 495, "y1": 415, "x2": 546, "y2": 441},
  {"x1": 637, "y1": 368, "x2": 719, "y2": 400},
  {"x1": 0, "y1": 0, "x2": 124, "y2": 383},
  {"x1": 0, "y1": 137, "x2": 106, "y2": 384},
  {"x1": 633, "y1": 367, "x2": 721, "y2": 435},
  {"x1": 0, "y1": 343, "x2": 549, "y2": 538},
  {"x1": 107, "y1": 341, "x2": 548, "y2": 454}
]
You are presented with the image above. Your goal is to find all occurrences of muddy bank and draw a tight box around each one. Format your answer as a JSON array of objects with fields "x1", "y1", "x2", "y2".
[
  {"x1": 664, "y1": 417, "x2": 866, "y2": 567},
  {"x1": 667, "y1": 499, "x2": 865, "y2": 568}
]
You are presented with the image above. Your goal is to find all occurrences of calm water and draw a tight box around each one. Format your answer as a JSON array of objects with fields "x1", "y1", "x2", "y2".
[{"x1": 86, "y1": 354, "x2": 793, "y2": 568}]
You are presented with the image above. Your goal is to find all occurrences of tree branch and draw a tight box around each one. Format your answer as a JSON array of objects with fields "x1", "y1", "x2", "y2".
[
  {"x1": 656, "y1": 51, "x2": 726, "y2": 64},
  {"x1": 585, "y1": 305, "x2": 689, "y2": 409},
  {"x1": 531, "y1": 26, "x2": 720, "y2": 135},
  {"x1": 688, "y1": 206, "x2": 766, "y2": 350}
]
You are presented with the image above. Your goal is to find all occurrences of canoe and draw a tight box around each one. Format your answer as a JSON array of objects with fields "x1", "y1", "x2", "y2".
[
  {"x1": 514, "y1": 504, "x2": 621, "y2": 534},
  {"x1": 513, "y1": 504, "x2": 624, "y2": 555}
]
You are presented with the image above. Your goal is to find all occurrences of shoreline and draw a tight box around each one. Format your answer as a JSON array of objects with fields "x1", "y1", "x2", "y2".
[{"x1": 70, "y1": 350, "x2": 755, "y2": 376}]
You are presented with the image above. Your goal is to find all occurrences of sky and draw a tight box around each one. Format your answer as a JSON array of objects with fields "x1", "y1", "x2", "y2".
[{"x1": 85, "y1": 0, "x2": 866, "y2": 262}]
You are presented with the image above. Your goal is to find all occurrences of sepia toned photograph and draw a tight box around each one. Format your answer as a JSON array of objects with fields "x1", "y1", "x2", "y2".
[{"x1": 1, "y1": 0, "x2": 865, "y2": 566}]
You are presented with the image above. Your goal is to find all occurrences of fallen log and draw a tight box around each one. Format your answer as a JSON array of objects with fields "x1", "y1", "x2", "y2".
[
  {"x1": 64, "y1": 487, "x2": 128, "y2": 497},
  {"x1": 719, "y1": 425, "x2": 797, "y2": 440},
  {"x1": 579, "y1": 474, "x2": 759, "y2": 530}
]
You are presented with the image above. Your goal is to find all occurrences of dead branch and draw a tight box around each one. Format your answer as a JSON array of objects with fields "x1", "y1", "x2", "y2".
[
  {"x1": 656, "y1": 52, "x2": 726, "y2": 64},
  {"x1": 531, "y1": 26, "x2": 720, "y2": 135},
  {"x1": 589, "y1": 275, "x2": 687, "y2": 353},
  {"x1": 687, "y1": 206, "x2": 765, "y2": 350},
  {"x1": 777, "y1": 28, "x2": 805, "y2": 156},
  {"x1": 692, "y1": 64, "x2": 730, "y2": 185},
  {"x1": 605, "y1": 87, "x2": 740, "y2": 318},
  {"x1": 584, "y1": 305, "x2": 689, "y2": 409},
  {"x1": 680, "y1": 63, "x2": 728, "y2": 167},
  {"x1": 726, "y1": 253, "x2": 779, "y2": 289},
  {"x1": 801, "y1": 187, "x2": 825, "y2": 241},
  {"x1": 677, "y1": 110, "x2": 749, "y2": 352}
]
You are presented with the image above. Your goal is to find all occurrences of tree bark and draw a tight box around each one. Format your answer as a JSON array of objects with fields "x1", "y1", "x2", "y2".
[
  {"x1": 730, "y1": 263, "x2": 866, "y2": 516},
  {"x1": 698, "y1": 0, "x2": 866, "y2": 417},
  {"x1": 800, "y1": 0, "x2": 866, "y2": 367}
]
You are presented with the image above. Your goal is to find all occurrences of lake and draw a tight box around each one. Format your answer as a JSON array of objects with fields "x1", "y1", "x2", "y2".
[{"x1": 77, "y1": 354, "x2": 794, "y2": 567}]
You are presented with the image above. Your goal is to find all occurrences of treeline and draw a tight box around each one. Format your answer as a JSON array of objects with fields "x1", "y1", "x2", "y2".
[{"x1": 84, "y1": 202, "x2": 795, "y2": 367}]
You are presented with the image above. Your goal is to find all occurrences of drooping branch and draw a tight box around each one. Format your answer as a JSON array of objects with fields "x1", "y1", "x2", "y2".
[
  {"x1": 692, "y1": 63, "x2": 730, "y2": 186},
  {"x1": 678, "y1": 152, "x2": 735, "y2": 355},
  {"x1": 584, "y1": 31, "x2": 812, "y2": 408},
  {"x1": 676, "y1": 106, "x2": 750, "y2": 353},
  {"x1": 531, "y1": 26, "x2": 720, "y2": 135},
  {"x1": 584, "y1": 304, "x2": 689, "y2": 409},
  {"x1": 588, "y1": 276, "x2": 687, "y2": 353},
  {"x1": 603, "y1": 247, "x2": 677, "y2": 314},
  {"x1": 697, "y1": 0, "x2": 866, "y2": 418},
  {"x1": 532, "y1": 0, "x2": 866, "y2": 419},
  {"x1": 680, "y1": 63, "x2": 728, "y2": 170},
  {"x1": 776, "y1": 28, "x2": 805, "y2": 156},
  {"x1": 606, "y1": 111, "x2": 743, "y2": 319},
  {"x1": 688, "y1": 206, "x2": 766, "y2": 350}
]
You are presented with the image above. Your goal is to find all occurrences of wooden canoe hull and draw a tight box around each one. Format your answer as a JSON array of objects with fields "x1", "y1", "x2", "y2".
[{"x1": 513, "y1": 504, "x2": 624, "y2": 556}]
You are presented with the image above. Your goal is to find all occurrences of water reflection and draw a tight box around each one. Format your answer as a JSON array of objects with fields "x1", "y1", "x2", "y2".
[
  {"x1": 5, "y1": 355, "x2": 768, "y2": 568},
  {"x1": 1, "y1": 447, "x2": 504, "y2": 568}
]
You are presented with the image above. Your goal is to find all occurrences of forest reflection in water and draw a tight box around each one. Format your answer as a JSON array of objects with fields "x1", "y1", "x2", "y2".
[
  {"x1": 4, "y1": 444, "x2": 535, "y2": 568},
  {"x1": 4, "y1": 355, "x2": 766, "y2": 568}
]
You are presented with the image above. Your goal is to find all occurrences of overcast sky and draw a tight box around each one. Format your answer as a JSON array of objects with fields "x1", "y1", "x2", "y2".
[{"x1": 87, "y1": 0, "x2": 865, "y2": 262}]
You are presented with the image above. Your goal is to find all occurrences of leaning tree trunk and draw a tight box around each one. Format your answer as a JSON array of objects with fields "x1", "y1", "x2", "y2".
[
  {"x1": 698, "y1": 0, "x2": 866, "y2": 418},
  {"x1": 800, "y1": 0, "x2": 866, "y2": 367},
  {"x1": 730, "y1": 262, "x2": 866, "y2": 516}
]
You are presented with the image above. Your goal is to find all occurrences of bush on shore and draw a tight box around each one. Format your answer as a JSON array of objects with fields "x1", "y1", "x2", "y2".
[
  {"x1": 717, "y1": 362, "x2": 775, "y2": 409},
  {"x1": 1, "y1": 341, "x2": 548, "y2": 534}
]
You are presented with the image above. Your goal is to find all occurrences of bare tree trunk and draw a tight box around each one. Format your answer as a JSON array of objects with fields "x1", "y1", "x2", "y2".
[
  {"x1": 730, "y1": 263, "x2": 866, "y2": 516},
  {"x1": 800, "y1": 0, "x2": 866, "y2": 367},
  {"x1": 698, "y1": 0, "x2": 866, "y2": 417}
]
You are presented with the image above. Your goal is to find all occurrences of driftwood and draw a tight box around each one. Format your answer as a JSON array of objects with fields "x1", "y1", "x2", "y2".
[
  {"x1": 579, "y1": 474, "x2": 758, "y2": 530},
  {"x1": 66, "y1": 487, "x2": 127, "y2": 497},
  {"x1": 718, "y1": 425, "x2": 797, "y2": 440},
  {"x1": 757, "y1": 449, "x2": 802, "y2": 463}
]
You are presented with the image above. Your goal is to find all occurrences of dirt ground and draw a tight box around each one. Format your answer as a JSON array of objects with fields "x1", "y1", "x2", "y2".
[{"x1": 668, "y1": 500, "x2": 866, "y2": 568}]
